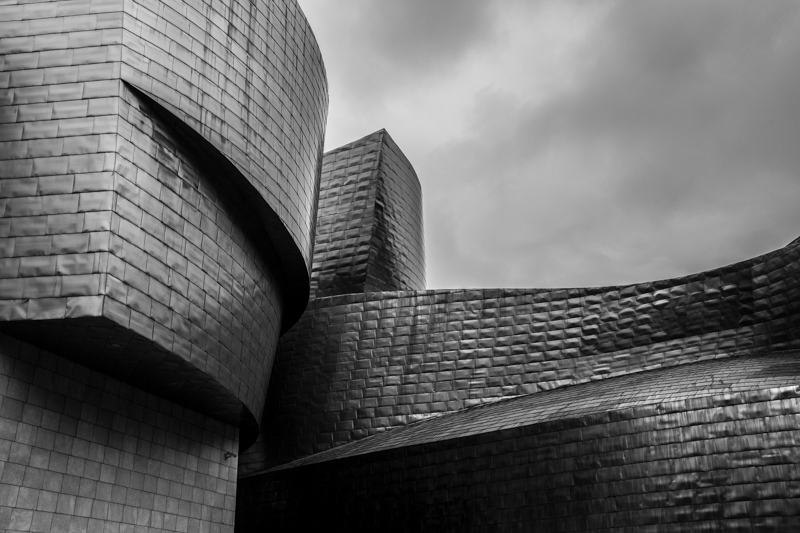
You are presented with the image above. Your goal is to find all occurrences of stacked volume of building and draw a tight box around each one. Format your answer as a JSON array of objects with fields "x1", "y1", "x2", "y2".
[{"x1": 1, "y1": 1, "x2": 799, "y2": 531}]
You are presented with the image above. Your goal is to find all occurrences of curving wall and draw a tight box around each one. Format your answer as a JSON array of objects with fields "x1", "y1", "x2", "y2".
[
  {"x1": 0, "y1": 0, "x2": 334, "y2": 529},
  {"x1": 240, "y1": 129, "x2": 427, "y2": 472},
  {"x1": 0, "y1": 0, "x2": 328, "y2": 322},
  {"x1": 0, "y1": 0, "x2": 328, "y2": 443},
  {"x1": 238, "y1": 352, "x2": 800, "y2": 531},
  {"x1": 310, "y1": 129, "x2": 425, "y2": 298},
  {"x1": 255, "y1": 238, "x2": 800, "y2": 467},
  {"x1": 116, "y1": 0, "x2": 328, "y2": 308}
]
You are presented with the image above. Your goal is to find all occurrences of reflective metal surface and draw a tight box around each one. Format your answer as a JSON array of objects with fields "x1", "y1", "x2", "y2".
[
  {"x1": 0, "y1": 332, "x2": 240, "y2": 533},
  {"x1": 269, "y1": 352, "x2": 800, "y2": 467},
  {"x1": 1, "y1": 89, "x2": 286, "y2": 439},
  {"x1": 237, "y1": 125, "x2": 800, "y2": 526},
  {"x1": 247, "y1": 230, "x2": 800, "y2": 472},
  {"x1": 241, "y1": 354, "x2": 800, "y2": 531},
  {"x1": 3, "y1": 0, "x2": 800, "y2": 529},
  {"x1": 0, "y1": 0, "x2": 329, "y2": 531},
  {"x1": 115, "y1": 0, "x2": 329, "y2": 307},
  {"x1": 0, "y1": 0, "x2": 327, "y2": 441},
  {"x1": 311, "y1": 129, "x2": 426, "y2": 298}
]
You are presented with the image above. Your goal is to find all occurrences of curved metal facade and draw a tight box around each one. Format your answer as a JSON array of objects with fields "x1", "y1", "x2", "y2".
[
  {"x1": 254, "y1": 238, "x2": 800, "y2": 466},
  {"x1": 235, "y1": 126, "x2": 800, "y2": 531},
  {"x1": 0, "y1": 0, "x2": 327, "y2": 322},
  {"x1": 0, "y1": 0, "x2": 327, "y2": 449},
  {"x1": 116, "y1": 0, "x2": 328, "y2": 313},
  {"x1": 240, "y1": 353, "x2": 800, "y2": 531},
  {"x1": 3, "y1": 0, "x2": 800, "y2": 530},
  {"x1": 0, "y1": 0, "x2": 327, "y2": 530}
]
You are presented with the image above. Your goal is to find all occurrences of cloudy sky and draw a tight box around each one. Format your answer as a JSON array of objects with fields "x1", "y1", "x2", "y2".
[{"x1": 298, "y1": 0, "x2": 800, "y2": 290}]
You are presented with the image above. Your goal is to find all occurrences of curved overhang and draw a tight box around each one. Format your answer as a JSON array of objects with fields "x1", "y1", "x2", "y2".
[
  {"x1": 0, "y1": 314, "x2": 263, "y2": 447},
  {"x1": 129, "y1": 88, "x2": 311, "y2": 328},
  {"x1": 0, "y1": 0, "x2": 328, "y2": 449}
]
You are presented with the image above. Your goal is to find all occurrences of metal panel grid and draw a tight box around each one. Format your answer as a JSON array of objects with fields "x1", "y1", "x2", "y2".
[
  {"x1": 310, "y1": 129, "x2": 425, "y2": 298},
  {"x1": 0, "y1": 332, "x2": 240, "y2": 533},
  {"x1": 250, "y1": 238, "x2": 800, "y2": 469},
  {"x1": 241, "y1": 362, "x2": 800, "y2": 531},
  {"x1": 0, "y1": 0, "x2": 325, "y2": 436}
]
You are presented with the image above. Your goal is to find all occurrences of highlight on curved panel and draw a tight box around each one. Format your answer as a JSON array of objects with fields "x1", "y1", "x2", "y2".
[{"x1": 0, "y1": 1, "x2": 797, "y2": 531}]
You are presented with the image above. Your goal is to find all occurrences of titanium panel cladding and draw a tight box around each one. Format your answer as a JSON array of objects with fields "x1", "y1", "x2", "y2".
[
  {"x1": 259, "y1": 238, "x2": 800, "y2": 465},
  {"x1": 0, "y1": 333, "x2": 240, "y2": 533},
  {"x1": 241, "y1": 354, "x2": 800, "y2": 531},
  {"x1": 0, "y1": 0, "x2": 329, "y2": 319},
  {"x1": 311, "y1": 129, "x2": 425, "y2": 298},
  {"x1": 0, "y1": 0, "x2": 327, "y2": 440}
]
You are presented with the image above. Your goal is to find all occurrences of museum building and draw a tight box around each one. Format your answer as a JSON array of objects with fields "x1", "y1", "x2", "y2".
[{"x1": 1, "y1": 0, "x2": 799, "y2": 531}]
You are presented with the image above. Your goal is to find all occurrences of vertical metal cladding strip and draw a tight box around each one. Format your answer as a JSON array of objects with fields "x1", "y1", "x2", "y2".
[
  {"x1": 309, "y1": 129, "x2": 425, "y2": 298},
  {"x1": 0, "y1": 0, "x2": 328, "y2": 446},
  {"x1": 310, "y1": 132, "x2": 384, "y2": 297},
  {"x1": 368, "y1": 130, "x2": 425, "y2": 292}
]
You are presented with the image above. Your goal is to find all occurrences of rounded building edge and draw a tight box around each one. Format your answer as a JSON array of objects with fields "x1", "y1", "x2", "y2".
[
  {"x1": 119, "y1": 0, "x2": 330, "y2": 329},
  {"x1": 131, "y1": 87, "x2": 312, "y2": 329}
]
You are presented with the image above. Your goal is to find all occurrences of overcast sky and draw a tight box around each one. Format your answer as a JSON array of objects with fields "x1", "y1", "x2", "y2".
[{"x1": 298, "y1": 0, "x2": 800, "y2": 290}]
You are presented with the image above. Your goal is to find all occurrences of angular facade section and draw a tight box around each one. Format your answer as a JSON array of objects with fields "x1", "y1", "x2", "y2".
[
  {"x1": 239, "y1": 130, "x2": 427, "y2": 474},
  {"x1": 310, "y1": 129, "x2": 425, "y2": 298},
  {"x1": 0, "y1": 333, "x2": 240, "y2": 533}
]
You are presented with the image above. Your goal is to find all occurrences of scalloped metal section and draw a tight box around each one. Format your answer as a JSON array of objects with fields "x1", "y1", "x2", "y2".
[{"x1": 249, "y1": 237, "x2": 800, "y2": 469}]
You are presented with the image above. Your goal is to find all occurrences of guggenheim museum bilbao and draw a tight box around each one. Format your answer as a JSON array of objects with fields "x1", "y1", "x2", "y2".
[{"x1": 0, "y1": 0, "x2": 799, "y2": 531}]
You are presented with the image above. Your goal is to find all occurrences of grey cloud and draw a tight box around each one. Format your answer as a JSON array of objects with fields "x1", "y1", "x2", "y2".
[
  {"x1": 300, "y1": 0, "x2": 800, "y2": 289},
  {"x1": 301, "y1": 0, "x2": 501, "y2": 106},
  {"x1": 359, "y1": 0, "x2": 499, "y2": 72}
]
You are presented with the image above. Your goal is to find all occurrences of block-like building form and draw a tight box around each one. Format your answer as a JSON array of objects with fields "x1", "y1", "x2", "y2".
[
  {"x1": 2, "y1": 1, "x2": 800, "y2": 531},
  {"x1": 309, "y1": 129, "x2": 425, "y2": 298}
]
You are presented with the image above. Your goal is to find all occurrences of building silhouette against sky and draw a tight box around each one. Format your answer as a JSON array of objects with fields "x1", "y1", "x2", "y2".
[{"x1": 0, "y1": 0, "x2": 799, "y2": 531}]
